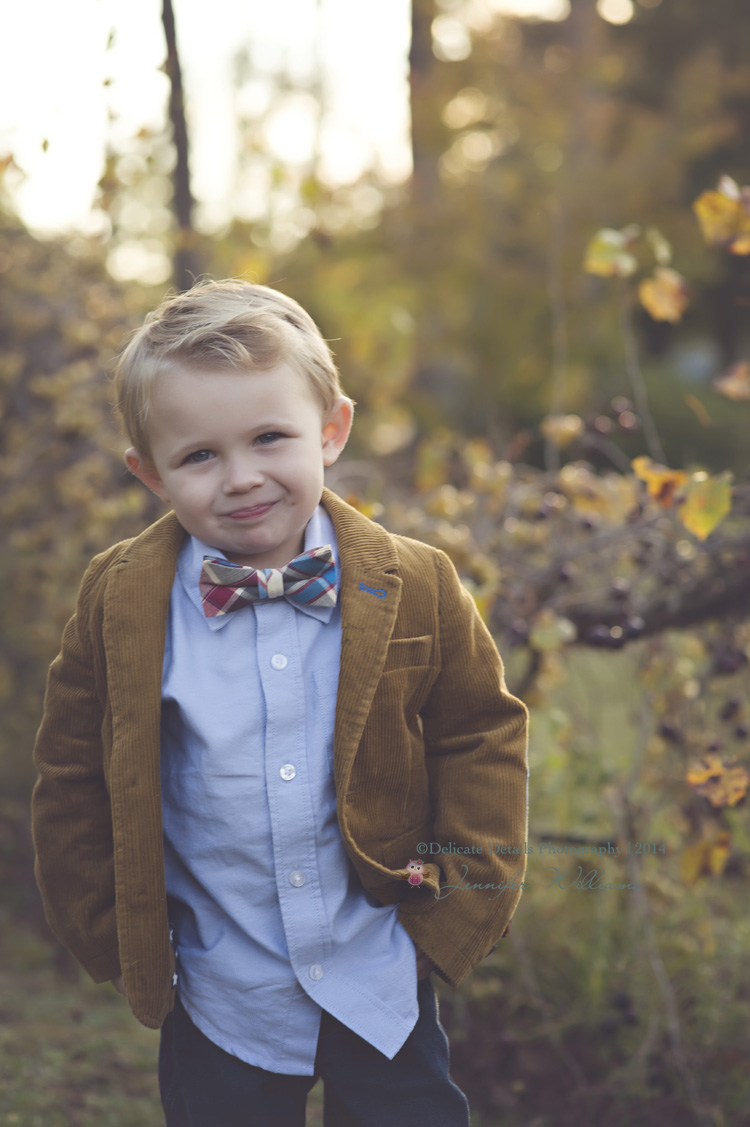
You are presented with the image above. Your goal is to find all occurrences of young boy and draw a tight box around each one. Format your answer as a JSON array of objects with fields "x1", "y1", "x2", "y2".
[{"x1": 32, "y1": 280, "x2": 529, "y2": 1127}]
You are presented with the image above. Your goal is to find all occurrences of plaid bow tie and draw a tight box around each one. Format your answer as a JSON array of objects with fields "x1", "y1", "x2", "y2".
[{"x1": 199, "y1": 545, "x2": 337, "y2": 617}]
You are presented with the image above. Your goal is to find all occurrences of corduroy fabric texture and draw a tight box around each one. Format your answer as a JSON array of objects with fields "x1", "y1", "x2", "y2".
[{"x1": 31, "y1": 488, "x2": 529, "y2": 1030}]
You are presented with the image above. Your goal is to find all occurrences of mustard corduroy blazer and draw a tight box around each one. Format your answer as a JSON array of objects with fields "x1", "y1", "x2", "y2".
[{"x1": 32, "y1": 488, "x2": 529, "y2": 1029}]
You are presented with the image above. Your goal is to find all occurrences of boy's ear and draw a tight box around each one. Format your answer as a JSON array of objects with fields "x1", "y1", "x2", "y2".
[
  {"x1": 321, "y1": 397, "x2": 354, "y2": 467},
  {"x1": 124, "y1": 448, "x2": 170, "y2": 503}
]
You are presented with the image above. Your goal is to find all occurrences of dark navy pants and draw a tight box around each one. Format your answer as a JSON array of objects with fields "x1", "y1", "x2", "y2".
[{"x1": 158, "y1": 977, "x2": 470, "y2": 1127}]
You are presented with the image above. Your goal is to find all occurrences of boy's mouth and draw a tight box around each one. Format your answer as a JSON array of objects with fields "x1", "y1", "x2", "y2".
[{"x1": 225, "y1": 502, "x2": 276, "y2": 519}]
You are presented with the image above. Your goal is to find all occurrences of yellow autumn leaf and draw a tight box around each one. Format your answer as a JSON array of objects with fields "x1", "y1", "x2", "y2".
[
  {"x1": 680, "y1": 841, "x2": 709, "y2": 886},
  {"x1": 693, "y1": 176, "x2": 750, "y2": 254},
  {"x1": 638, "y1": 268, "x2": 689, "y2": 323},
  {"x1": 686, "y1": 754, "x2": 726, "y2": 787},
  {"x1": 693, "y1": 184, "x2": 741, "y2": 243},
  {"x1": 680, "y1": 831, "x2": 732, "y2": 884},
  {"x1": 679, "y1": 471, "x2": 732, "y2": 540},
  {"x1": 631, "y1": 456, "x2": 689, "y2": 507},
  {"x1": 343, "y1": 494, "x2": 384, "y2": 521},
  {"x1": 686, "y1": 754, "x2": 749, "y2": 807},
  {"x1": 708, "y1": 831, "x2": 732, "y2": 876},
  {"x1": 558, "y1": 463, "x2": 639, "y2": 522},
  {"x1": 713, "y1": 360, "x2": 750, "y2": 401},
  {"x1": 540, "y1": 413, "x2": 584, "y2": 448},
  {"x1": 583, "y1": 228, "x2": 638, "y2": 278}
]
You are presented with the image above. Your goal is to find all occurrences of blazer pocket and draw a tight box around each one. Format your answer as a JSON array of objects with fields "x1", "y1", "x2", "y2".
[
  {"x1": 382, "y1": 635, "x2": 433, "y2": 671},
  {"x1": 379, "y1": 820, "x2": 434, "y2": 871}
]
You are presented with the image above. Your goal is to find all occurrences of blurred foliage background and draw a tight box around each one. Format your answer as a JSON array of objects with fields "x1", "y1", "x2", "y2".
[{"x1": 2, "y1": 0, "x2": 750, "y2": 1124}]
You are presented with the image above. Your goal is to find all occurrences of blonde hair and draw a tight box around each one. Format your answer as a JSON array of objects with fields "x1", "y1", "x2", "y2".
[{"x1": 113, "y1": 279, "x2": 346, "y2": 459}]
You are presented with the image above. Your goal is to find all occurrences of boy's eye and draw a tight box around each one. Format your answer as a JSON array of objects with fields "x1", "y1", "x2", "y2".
[
  {"x1": 185, "y1": 449, "x2": 214, "y2": 464},
  {"x1": 256, "y1": 432, "x2": 284, "y2": 445}
]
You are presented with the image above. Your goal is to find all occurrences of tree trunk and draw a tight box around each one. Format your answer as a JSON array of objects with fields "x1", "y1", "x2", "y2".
[
  {"x1": 407, "y1": 0, "x2": 458, "y2": 421},
  {"x1": 409, "y1": 0, "x2": 441, "y2": 214},
  {"x1": 162, "y1": 0, "x2": 199, "y2": 290}
]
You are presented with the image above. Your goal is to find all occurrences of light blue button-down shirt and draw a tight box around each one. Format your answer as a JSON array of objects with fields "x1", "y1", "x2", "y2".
[{"x1": 160, "y1": 505, "x2": 419, "y2": 1075}]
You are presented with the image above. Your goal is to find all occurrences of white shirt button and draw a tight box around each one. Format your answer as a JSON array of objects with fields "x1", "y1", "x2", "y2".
[
  {"x1": 289, "y1": 870, "x2": 306, "y2": 887},
  {"x1": 271, "y1": 653, "x2": 288, "y2": 670},
  {"x1": 309, "y1": 964, "x2": 324, "y2": 981},
  {"x1": 280, "y1": 764, "x2": 296, "y2": 781}
]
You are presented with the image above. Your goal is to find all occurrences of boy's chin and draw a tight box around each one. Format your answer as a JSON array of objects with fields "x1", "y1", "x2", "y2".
[{"x1": 218, "y1": 535, "x2": 308, "y2": 571}]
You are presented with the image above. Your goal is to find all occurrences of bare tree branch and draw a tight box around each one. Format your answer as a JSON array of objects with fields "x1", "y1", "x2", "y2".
[{"x1": 489, "y1": 482, "x2": 750, "y2": 651}]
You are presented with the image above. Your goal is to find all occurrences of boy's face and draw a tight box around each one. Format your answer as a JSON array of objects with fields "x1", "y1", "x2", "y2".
[{"x1": 125, "y1": 362, "x2": 353, "y2": 570}]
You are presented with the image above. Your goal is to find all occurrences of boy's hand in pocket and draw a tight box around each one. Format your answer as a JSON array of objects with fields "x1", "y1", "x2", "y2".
[{"x1": 414, "y1": 943, "x2": 436, "y2": 980}]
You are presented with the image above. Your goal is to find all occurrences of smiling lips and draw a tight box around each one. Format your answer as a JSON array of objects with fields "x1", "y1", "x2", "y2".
[{"x1": 225, "y1": 502, "x2": 277, "y2": 519}]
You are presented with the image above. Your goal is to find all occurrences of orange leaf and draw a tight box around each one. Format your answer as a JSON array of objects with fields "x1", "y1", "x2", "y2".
[
  {"x1": 686, "y1": 753, "x2": 725, "y2": 787},
  {"x1": 631, "y1": 456, "x2": 689, "y2": 507},
  {"x1": 713, "y1": 361, "x2": 750, "y2": 401},
  {"x1": 730, "y1": 233, "x2": 750, "y2": 255},
  {"x1": 638, "y1": 268, "x2": 689, "y2": 323},
  {"x1": 686, "y1": 754, "x2": 749, "y2": 807}
]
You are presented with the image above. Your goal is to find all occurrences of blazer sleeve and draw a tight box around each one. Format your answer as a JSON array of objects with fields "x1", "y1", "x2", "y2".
[
  {"x1": 31, "y1": 552, "x2": 122, "y2": 983},
  {"x1": 398, "y1": 548, "x2": 529, "y2": 988}
]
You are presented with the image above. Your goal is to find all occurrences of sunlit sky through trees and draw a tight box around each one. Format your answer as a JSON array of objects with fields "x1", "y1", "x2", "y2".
[{"x1": 0, "y1": 0, "x2": 585, "y2": 240}]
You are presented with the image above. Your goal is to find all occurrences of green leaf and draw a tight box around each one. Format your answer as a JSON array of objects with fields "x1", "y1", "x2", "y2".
[
  {"x1": 679, "y1": 472, "x2": 733, "y2": 540},
  {"x1": 583, "y1": 228, "x2": 639, "y2": 278}
]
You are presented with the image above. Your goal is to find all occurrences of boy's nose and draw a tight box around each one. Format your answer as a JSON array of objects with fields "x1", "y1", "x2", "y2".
[{"x1": 222, "y1": 455, "x2": 264, "y2": 493}]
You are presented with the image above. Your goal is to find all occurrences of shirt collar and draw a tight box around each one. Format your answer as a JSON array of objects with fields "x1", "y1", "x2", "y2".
[{"x1": 178, "y1": 504, "x2": 340, "y2": 629}]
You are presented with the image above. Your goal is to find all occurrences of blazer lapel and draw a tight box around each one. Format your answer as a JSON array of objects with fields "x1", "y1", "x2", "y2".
[
  {"x1": 101, "y1": 513, "x2": 185, "y2": 937},
  {"x1": 102, "y1": 511, "x2": 185, "y2": 743},
  {"x1": 321, "y1": 489, "x2": 403, "y2": 797}
]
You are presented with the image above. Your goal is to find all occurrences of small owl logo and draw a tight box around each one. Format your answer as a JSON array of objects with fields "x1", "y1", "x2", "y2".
[{"x1": 406, "y1": 859, "x2": 424, "y2": 887}]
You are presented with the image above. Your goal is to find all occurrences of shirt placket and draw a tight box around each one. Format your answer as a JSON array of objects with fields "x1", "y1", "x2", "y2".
[{"x1": 257, "y1": 600, "x2": 331, "y2": 995}]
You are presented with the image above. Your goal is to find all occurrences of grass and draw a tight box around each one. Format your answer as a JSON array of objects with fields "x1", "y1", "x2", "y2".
[
  {"x1": 0, "y1": 910, "x2": 160, "y2": 1126},
  {"x1": 4, "y1": 891, "x2": 749, "y2": 1127},
  {"x1": 0, "y1": 908, "x2": 326, "y2": 1126}
]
